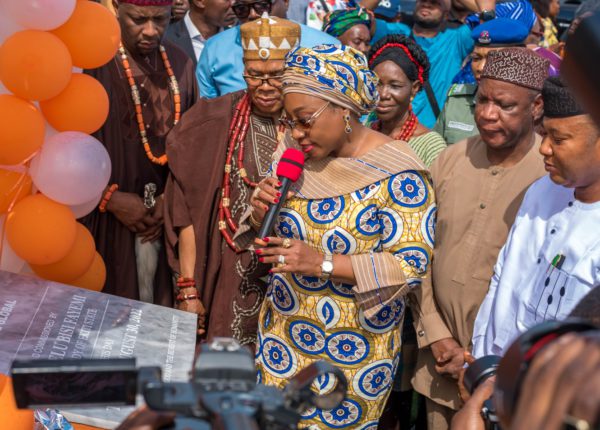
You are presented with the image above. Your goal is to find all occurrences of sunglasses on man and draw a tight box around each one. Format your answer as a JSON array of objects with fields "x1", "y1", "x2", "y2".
[{"x1": 232, "y1": 1, "x2": 273, "y2": 20}]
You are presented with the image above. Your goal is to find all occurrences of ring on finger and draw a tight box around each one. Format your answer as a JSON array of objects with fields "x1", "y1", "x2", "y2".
[
  {"x1": 282, "y1": 238, "x2": 292, "y2": 249},
  {"x1": 278, "y1": 254, "x2": 286, "y2": 265}
]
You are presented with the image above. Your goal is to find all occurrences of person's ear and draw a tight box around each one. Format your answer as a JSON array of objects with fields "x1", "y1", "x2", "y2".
[
  {"x1": 411, "y1": 81, "x2": 421, "y2": 100},
  {"x1": 532, "y1": 93, "x2": 544, "y2": 123}
]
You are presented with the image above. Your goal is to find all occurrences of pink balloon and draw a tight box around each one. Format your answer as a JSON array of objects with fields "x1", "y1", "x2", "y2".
[
  {"x1": 3, "y1": 0, "x2": 76, "y2": 31},
  {"x1": 0, "y1": 5, "x2": 23, "y2": 44},
  {"x1": 0, "y1": 216, "x2": 25, "y2": 274},
  {"x1": 30, "y1": 132, "x2": 111, "y2": 206},
  {"x1": 70, "y1": 192, "x2": 102, "y2": 219}
]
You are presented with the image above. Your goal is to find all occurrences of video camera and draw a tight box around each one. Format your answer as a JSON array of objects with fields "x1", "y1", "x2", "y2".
[
  {"x1": 463, "y1": 319, "x2": 599, "y2": 430},
  {"x1": 10, "y1": 337, "x2": 348, "y2": 430}
]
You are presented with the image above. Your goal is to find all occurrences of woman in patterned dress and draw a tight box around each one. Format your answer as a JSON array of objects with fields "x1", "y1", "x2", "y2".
[{"x1": 239, "y1": 45, "x2": 438, "y2": 428}]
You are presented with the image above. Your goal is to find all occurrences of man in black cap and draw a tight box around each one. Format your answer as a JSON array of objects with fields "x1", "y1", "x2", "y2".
[{"x1": 472, "y1": 76, "x2": 600, "y2": 359}]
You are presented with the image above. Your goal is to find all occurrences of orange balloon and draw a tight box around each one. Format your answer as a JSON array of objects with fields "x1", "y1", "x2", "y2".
[
  {"x1": 70, "y1": 251, "x2": 106, "y2": 292},
  {"x1": 6, "y1": 194, "x2": 77, "y2": 265},
  {"x1": 0, "y1": 30, "x2": 72, "y2": 101},
  {"x1": 31, "y1": 223, "x2": 96, "y2": 283},
  {"x1": 51, "y1": 1, "x2": 121, "y2": 69},
  {"x1": 0, "y1": 375, "x2": 34, "y2": 429},
  {"x1": 73, "y1": 425, "x2": 104, "y2": 430},
  {"x1": 40, "y1": 74, "x2": 109, "y2": 134},
  {"x1": 0, "y1": 95, "x2": 46, "y2": 166},
  {"x1": 0, "y1": 169, "x2": 32, "y2": 214}
]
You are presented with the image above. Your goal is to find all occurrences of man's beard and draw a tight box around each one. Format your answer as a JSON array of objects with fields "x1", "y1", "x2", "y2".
[{"x1": 414, "y1": 14, "x2": 443, "y2": 29}]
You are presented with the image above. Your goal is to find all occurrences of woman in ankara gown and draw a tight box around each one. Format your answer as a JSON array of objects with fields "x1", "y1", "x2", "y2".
[{"x1": 235, "y1": 44, "x2": 441, "y2": 427}]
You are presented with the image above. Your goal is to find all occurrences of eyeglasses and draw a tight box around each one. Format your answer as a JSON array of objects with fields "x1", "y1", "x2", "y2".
[
  {"x1": 232, "y1": 1, "x2": 272, "y2": 20},
  {"x1": 243, "y1": 73, "x2": 284, "y2": 88},
  {"x1": 279, "y1": 102, "x2": 330, "y2": 131}
]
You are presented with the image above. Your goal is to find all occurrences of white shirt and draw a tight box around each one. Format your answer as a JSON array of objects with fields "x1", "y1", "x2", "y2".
[
  {"x1": 184, "y1": 12, "x2": 207, "y2": 61},
  {"x1": 472, "y1": 175, "x2": 600, "y2": 357}
]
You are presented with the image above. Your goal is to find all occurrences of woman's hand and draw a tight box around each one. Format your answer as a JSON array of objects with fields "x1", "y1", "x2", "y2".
[
  {"x1": 250, "y1": 177, "x2": 295, "y2": 223},
  {"x1": 250, "y1": 177, "x2": 281, "y2": 224},
  {"x1": 256, "y1": 237, "x2": 322, "y2": 277}
]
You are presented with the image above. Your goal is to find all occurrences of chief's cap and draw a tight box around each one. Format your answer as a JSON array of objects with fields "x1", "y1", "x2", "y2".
[
  {"x1": 471, "y1": 18, "x2": 529, "y2": 47},
  {"x1": 241, "y1": 13, "x2": 300, "y2": 61},
  {"x1": 481, "y1": 48, "x2": 549, "y2": 91},
  {"x1": 542, "y1": 77, "x2": 585, "y2": 118}
]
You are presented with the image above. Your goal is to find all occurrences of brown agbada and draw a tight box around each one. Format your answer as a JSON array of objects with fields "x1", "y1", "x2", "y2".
[
  {"x1": 164, "y1": 91, "x2": 281, "y2": 345},
  {"x1": 82, "y1": 41, "x2": 198, "y2": 305},
  {"x1": 412, "y1": 135, "x2": 546, "y2": 409}
]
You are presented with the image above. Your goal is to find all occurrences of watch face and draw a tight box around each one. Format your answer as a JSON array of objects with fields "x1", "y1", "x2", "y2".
[{"x1": 322, "y1": 261, "x2": 334, "y2": 273}]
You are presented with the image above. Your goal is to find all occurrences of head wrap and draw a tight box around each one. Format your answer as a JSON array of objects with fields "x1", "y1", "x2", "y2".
[
  {"x1": 322, "y1": 7, "x2": 374, "y2": 38},
  {"x1": 542, "y1": 77, "x2": 585, "y2": 118},
  {"x1": 367, "y1": 34, "x2": 430, "y2": 86},
  {"x1": 471, "y1": 18, "x2": 528, "y2": 47},
  {"x1": 118, "y1": 0, "x2": 173, "y2": 5},
  {"x1": 481, "y1": 48, "x2": 549, "y2": 91},
  {"x1": 241, "y1": 14, "x2": 300, "y2": 61},
  {"x1": 283, "y1": 44, "x2": 379, "y2": 115}
]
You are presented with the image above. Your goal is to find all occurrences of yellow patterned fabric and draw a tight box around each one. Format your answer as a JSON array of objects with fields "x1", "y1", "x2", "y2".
[{"x1": 256, "y1": 170, "x2": 436, "y2": 428}]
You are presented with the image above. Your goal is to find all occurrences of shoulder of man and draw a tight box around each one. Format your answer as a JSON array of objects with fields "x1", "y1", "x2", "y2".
[
  {"x1": 430, "y1": 135, "x2": 475, "y2": 183},
  {"x1": 447, "y1": 83, "x2": 477, "y2": 97},
  {"x1": 202, "y1": 25, "x2": 240, "y2": 51},
  {"x1": 299, "y1": 23, "x2": 339, "y2": 46}
]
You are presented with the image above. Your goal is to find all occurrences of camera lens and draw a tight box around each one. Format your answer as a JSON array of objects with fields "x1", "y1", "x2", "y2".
[{"x1": 464, "y1": 355, "x2": 501, "y2": 394}]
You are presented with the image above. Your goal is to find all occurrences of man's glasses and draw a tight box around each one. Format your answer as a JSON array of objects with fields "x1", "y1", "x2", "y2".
[
  {"x1": 242, "y1": 73, "x2": 284, "y2": 88},
  {"x1": 279, "y1": 102, "x2": 330, "y2": 131},
  {"x1": 232, "y1": 1, "x2": 272, "y2": 20}
]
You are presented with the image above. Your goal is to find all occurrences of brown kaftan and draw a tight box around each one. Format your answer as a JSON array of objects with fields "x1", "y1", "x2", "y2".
[
  {"x1": 165, "y1": 91, "x2": 280, "y2": 345},
  {"x1": 82, "y1": 41, "x2": 198, "y2": 306}
]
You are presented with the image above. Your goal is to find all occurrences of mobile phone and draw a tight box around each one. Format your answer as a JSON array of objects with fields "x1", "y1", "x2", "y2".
[{"x1": 11, "y1": 358, "x2": 138, "y2": 408}]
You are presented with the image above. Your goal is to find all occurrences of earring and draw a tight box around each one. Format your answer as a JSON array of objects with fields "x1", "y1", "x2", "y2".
[{"x1": 344, "y1": 114, "x2": 352, "y2": 134}]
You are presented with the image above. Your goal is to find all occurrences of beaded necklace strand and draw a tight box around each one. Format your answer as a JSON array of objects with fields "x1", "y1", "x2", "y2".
[
  {"x1": 373, "y1": 107, "x2": 418, "y2": 142},
  {"x1": 119, "y1": 44, "x2": 181, "y2": 166},
  {"x1": 218, "y1": 93, "x2": 284, "y2": 252}
]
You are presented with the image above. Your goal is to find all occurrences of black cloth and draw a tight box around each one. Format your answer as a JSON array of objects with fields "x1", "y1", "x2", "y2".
[{"x1": 165, "y1": 19, "x2": 197, "y2": 67}]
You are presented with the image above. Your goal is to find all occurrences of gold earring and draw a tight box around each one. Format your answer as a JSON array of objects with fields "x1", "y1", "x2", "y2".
[{"x1": 344, "y1": 114, "x2": 352, "y2": 134}]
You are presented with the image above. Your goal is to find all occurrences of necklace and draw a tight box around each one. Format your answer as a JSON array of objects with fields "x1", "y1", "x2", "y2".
[
  {"x1": 218, "y1": 93, "x2": 284, "y2": 252},
  {"x1": 118, "y1": 44, "x2": 181, "y2": 166},
  {"x1": 373, "y1": 108, "x2": 418, "y2": 142}
]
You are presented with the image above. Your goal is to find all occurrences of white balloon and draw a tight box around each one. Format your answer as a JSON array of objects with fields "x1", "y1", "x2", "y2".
[
  {"x1": 30, "y1": 132, "x2": 112, "y2": 206},
  {"x1": 70, "y1": 192, "x2": 103, "y2": 219},
  {"x1": 3, "y1": 0, "x2": 76, "y2": 31},
  {"x1": 0, "y1": 216, "x2": 26, "y2": 274}
]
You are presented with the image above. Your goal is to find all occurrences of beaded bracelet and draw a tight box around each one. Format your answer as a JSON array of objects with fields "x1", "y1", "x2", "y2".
[{"x1": 99, "y1": 184, "x2": 119, "y2": 213}]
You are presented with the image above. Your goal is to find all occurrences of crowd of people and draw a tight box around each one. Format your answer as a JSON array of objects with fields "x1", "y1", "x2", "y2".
[{"x1": 87, "y1": 0, "x2": 599, "y2": 429}]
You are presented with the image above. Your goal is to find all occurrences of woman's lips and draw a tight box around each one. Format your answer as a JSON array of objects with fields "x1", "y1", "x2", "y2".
[
  {"x1": 302, "y1": 145, "x2": 314, "y2": 153},
  {"x1": 376, "y1": 105, "x2": 395, "y2": 114}
]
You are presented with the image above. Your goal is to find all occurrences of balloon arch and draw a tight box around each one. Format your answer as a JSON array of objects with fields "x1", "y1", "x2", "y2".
[{"x1": 0, "y1": 0, "x2": 121, "y2": 289}]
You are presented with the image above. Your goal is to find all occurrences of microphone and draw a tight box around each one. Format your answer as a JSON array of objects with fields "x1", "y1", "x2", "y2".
[{"x1": 256, "y1": 148, "x2": 304, "y2": 244}]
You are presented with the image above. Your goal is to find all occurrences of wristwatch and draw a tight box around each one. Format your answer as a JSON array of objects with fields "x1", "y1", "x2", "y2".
[
  {"x1": 479, "y1": 9, "x2": 496, "y2": 21},
  {"x1": 320, "y1": 254, "x2": 334, "y2": 280}
]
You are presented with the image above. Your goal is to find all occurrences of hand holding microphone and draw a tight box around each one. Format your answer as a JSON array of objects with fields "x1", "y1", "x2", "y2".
[{"x1": 250, "y1": 149, "x2": 304, "y2": 246}]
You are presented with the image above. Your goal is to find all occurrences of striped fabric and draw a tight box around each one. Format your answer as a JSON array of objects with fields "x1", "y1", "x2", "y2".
[
  {"x1": 278, "y1": 132, "x2": 426, "y2": 199},
  {"x1": 408, "y1": 131, "x2": 448, "y2": 167}
]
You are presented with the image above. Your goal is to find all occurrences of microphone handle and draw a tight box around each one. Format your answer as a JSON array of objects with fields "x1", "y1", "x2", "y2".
[{"x1": 257, "y1": 177, "x2": 292, "y2": 240}]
